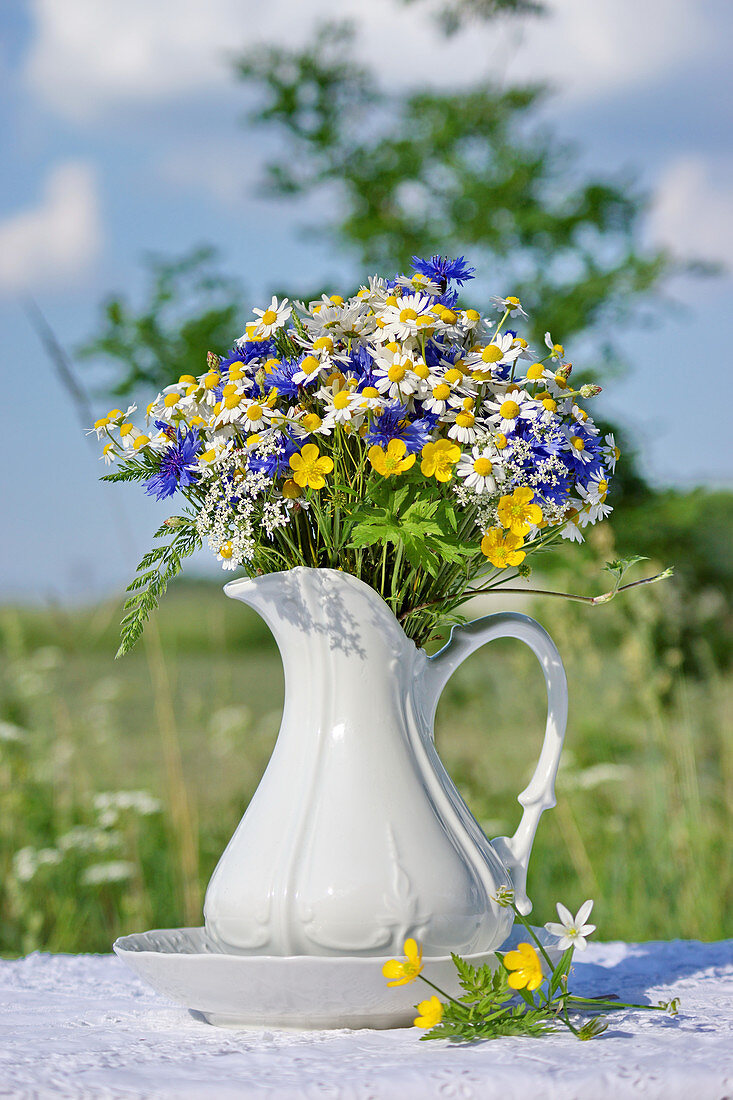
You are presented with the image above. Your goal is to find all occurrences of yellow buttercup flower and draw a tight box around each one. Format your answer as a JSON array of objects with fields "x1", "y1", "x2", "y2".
[
  {"x1": 481, "y1": 527, "x2": 526, "y2": 568},
  {"x1": 382, "y1": 938, "x2": 423, "y2": 986},
  {"x1": 289, "y1": 444, "x2": 334, "y2": 490},
  {"x1": 420, "y1": 439, "x2": 461, "y2": 482},
  {"x1": 497, "y1": 486, "x2": 543, "y2": 537},
  {"x1": 503, "y1": 941, "x2": 543, "y2": 991},
  {"x1": 281, "y1": 478, "x2": 301, "y2": 499},
  {"x1": 414, "y1": 995, "x2": 443, "y2": 1029},
  {"x1": 368, "y1": 439, "x2": 416, "y2": 477}
]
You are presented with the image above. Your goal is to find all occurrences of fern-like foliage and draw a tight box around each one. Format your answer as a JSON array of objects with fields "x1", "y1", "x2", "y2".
[
  {"x1": 101, "y1": 453, "x2": 159, "y2": 484},
  {"x1": 116, "y1": 515, "x2": 201, "y2": 657}
]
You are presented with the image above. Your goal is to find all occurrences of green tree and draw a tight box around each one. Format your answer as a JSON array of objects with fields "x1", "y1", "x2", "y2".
[
  {"x1": 82, "y1": 0, "x2": 672, "y2": 394},
  {"x1": 234, "y1": 14, "x2": 668, "y2": 377},
  {"x1": 79, "y1": 246, "x2": 243, "y2": 396}
]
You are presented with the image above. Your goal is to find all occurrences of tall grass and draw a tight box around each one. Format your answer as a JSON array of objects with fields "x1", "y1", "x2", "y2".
[{"x1": 0, "y1": 550, "x2": 730, "y2": 956}]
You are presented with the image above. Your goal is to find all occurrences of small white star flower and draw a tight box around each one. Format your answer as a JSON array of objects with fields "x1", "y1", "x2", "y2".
[{"x1": 545, "y1": 899, "x2": 596, "y2": 951}]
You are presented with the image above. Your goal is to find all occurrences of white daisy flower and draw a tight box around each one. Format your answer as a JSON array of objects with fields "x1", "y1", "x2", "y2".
[
  {"x1": 395, "y1": 271, "x2": 442, "y2": 295},
  {"x1": 486, "y1": 388, "x2": 540, "y2": 433},
  {"x1": 378, "y1": 292, "x2": 435, "y2": 341},
  {"x1": 250, "y1": 296, "x2": 291, "y2": 338},
  {"x1": 601, "y1": 433, "x2": 621, "y2": 472},
  {"x1": 290, "y1": 409, "x2": 334, "y2": 438},
  {"x1": 213, "y1": 383, "x2": 249, "y2": 426},
  {"x1": 545, "y1": 900, "x2": 596, "y2": 951},
  {"x1": 447, "y1": 411, "x2": 479, "y2": 443},
  {"x1": 237, "y1": 399, "x2": 276, "y2": 434},
  {"x1": 373, "y1": 352, "x2": 420, "y2": 400},
  {"x1": 216, "y1": 540, "x2": 239, "y2": 570},
  {"x1": 422, "y1": 366, "x2": 469, "y2": 415},
  {"x1": 292, "y1": 353, "x2": 328, "y2": 387},
  {"x1": 456, "y1": 443, "x2": 505, "y2": 493},
  {"x1": 570, "y1": 404, "x2": 600, "y2": 434},
  {"x1": 465, "y1": 332, "x2": 523, "y2": 377},
  {"x1": 320, "y1": 387, "x2": 363, "y2": 427},
  {"x1": 489, "y1": 294, "x2": 527, "y2": 318},
  {"x1": 520, "y1": 361, "x2": 553, "y2": 385},
  {"x1": 544, "y1": 332, "x2": 567, "y2": 362},
  {"x1": 578, "y1": 475, "x2": 613, "y2": 522},
  {"x1": 565, "y1": 431, "x2": 595, "y2": 465}
]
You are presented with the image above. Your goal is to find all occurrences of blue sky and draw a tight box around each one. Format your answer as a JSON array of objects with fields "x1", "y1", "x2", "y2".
[{"x1": 1, "y1": 0, "x2": 732, "y2": 603}]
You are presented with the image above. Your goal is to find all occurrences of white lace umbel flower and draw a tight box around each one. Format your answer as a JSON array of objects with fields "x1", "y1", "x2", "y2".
[
  {"x1": 456, "y1": 443, "x2": 505, "y2": 494},
  {"x1": 94, "y1": 790, "x2": 162, "y2": 817},
  {"x1": 545, "y1": 900, "x2": 596, "y2": 951},
  {"x1": 82, "y1": 860, "x2": 135, "y2": 887},
  {"x1": 250, "y1": 296, "x2": 291, "y2": 338},
  {"x1": 13, "y1": 846, "x2": 62, "y2": 883}
]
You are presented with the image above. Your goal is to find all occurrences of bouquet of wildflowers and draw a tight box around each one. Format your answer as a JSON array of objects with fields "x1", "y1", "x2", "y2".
[{"x1": 94, "y1": 255, "x2": 662, "y2": 656}]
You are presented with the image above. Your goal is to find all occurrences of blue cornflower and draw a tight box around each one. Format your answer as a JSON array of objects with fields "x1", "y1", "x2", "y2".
[
  {"x1": 248, "y1": 437, "x2": 298, "y2": 478},
  {"x1": 411, "y1": 255, "x2": 476, "y2": 285},
  {"x1": 224, "y1": 340, "x2": 276, "y2": 369},
  {"x1": 348, "y1": 344, "x2": 376, "y2": 385},
  {"x1": 144, "y1": 425, "x2": 201, "y2": 500},
  {"x1": 264, "y1": 359, "x2": 306, "y2": 399},
  {"x1": 424, "y1": 340, "x2": 460, "y2": 369},
  {"x1": 433, "y1": 288, "x2": 459, "y2": 309},
  {"x1": 366, "y1": 403, "x2": 435, "y2": 454}
]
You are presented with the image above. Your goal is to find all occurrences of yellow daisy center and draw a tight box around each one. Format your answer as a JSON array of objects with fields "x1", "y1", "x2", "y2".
[
  {"x1": 482, "y1": 344, "x2": 503, "y2": 363},
  {"x1": 500, "y1": 399, "x2": 520, "y2": 420},
  {"x1": 473, "y1": 457, "x2": 493, "y2": 476}
]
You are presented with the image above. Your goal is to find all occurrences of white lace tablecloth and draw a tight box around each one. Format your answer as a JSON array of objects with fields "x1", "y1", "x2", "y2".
[{"x1": 1, "y1": 941, "x2": 731, "y2": 1099}]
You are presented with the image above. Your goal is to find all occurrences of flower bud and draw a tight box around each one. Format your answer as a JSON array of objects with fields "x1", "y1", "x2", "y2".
[{"x1": 580, "y1": 384, "x2": 602, "y2": 398}]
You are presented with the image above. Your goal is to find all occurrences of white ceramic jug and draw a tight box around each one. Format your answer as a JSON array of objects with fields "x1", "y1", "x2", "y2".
[{"x1": 204, "y1": 567, "x2": 567, "y2": 958}]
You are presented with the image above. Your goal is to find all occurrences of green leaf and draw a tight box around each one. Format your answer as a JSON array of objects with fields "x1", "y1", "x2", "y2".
[{"x1": 115, "y1": 516, "x2": 201, "y2": 657}]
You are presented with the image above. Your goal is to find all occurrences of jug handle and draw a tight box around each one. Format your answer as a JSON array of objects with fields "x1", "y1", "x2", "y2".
[{"x1": 423, "y1": 611, "x2": 568, "y2": 915}]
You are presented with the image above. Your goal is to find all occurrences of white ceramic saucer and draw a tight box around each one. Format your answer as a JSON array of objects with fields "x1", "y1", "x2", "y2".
[{"x1": 114, "y1": 925, "x2": 562, "y2": 1029}]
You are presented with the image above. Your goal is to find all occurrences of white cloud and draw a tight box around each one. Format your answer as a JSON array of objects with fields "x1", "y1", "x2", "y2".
[
  {"x1": 0, "y1": 161, "x2": 102, "y2": 294},
  {"x1": 648, "y1": 156, "x2": 733, "y2": 262},
  {"x1": 23, "y1": 0, "x2": 714, "y2": 120}
]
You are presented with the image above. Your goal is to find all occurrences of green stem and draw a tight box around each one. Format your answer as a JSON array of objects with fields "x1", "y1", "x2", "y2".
[
  {"x1": 417, "y1": 973, "x2": 464, "y2": 1009},
  {"x1": 511, "y1": 904, "x2": 558, "y2": 976},
  {"x1": 566, "y1": 995, "x2": 668, "y2": 1012}
]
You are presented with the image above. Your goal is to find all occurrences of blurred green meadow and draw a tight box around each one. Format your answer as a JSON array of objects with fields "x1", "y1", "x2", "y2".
[{"x1": 1, "y1": 531, "x2": 730, "y2": 957}]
